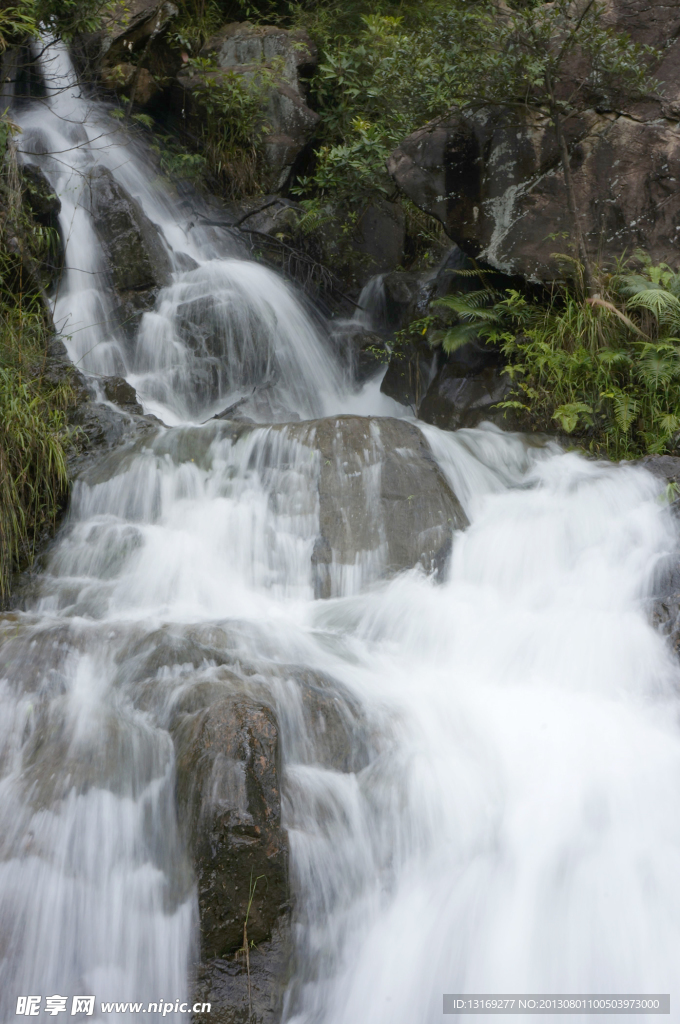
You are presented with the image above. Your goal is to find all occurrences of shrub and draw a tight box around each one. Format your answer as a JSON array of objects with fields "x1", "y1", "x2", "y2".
[{"x1": 431, "y1": 256, "x2": 680, "y2": 459}]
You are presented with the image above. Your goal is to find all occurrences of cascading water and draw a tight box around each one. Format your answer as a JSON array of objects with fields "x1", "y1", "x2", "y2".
[{"x1": 2, "y1": 36, "x2": 680, "y2": 1024}]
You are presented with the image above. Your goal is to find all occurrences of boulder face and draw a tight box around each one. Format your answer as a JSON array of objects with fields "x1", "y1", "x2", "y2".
[
  {"x1": 280, "y1": 416, "x2": 468, "y2": 597},
  {"x1": 173, "y1": 692, "x2": 288, "y2": 961},
  {"x1": 418, "y1": 364, "x2": 516, "y2": 432},
  {"x1": 176, "y1": 22, "x2": 319, "y2": 192},
  {"x1": 88, "y1": 167, "x2": 172, "y2": 331},
  {"x1": 387, "y1": 0, "x2": 680, "y2": 280}
]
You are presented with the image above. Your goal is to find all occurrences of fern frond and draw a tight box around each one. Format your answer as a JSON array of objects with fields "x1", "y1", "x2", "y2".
[{"x1": 440, "y1": 323, "x2": 481, "y2": 354}]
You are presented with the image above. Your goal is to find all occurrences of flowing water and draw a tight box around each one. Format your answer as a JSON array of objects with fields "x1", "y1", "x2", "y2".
[{"x1": 3, "y1": 38, "x2": 680, "y2": 1024}]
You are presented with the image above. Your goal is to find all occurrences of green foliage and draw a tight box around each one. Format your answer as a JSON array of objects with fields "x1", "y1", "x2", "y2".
[
  {"x1": 169, "y1": 0, "x2": 223, "y2": 53},
  {"x1": 180, "y1": 57, "x2": 272, "y2": 196},
  {"x1": 422, "y1": 0, "x2": 656, "y2": 115},
  {"x1": 287, "y1": 0, "x2": 657, "y2": 281},
  {"x1": 35, "y1": 0, "x2": 116, "y2": 42},
  {"x1": 291, "y1": 9, "x2": 455, "y2": 211},
  {"x1": 432, "y1": 274, "x2": 507, "y2": 353},
  {"x1": 0, "y1": 5, "x2": 39, "y2": 50},
  {"x1": 0, "y1": 0, "x2": 116, "y2": 47},
  {"x1": 435, "y1": 256, "x2": 680, "y2": 458},
  {"x1": 0, "y1": 305, "x2": 73, "y2": 599},
  {"x1": 149, "y1": 131, "x2": 208, "y2": 181},
  {"x1": 0, "y1": 131, "x2": 76, "y2": 599}
]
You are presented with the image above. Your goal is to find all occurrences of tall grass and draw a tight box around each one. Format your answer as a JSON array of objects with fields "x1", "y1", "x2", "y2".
[
  {"x1": 0, "y1": 298, "x2": 75, "y2": 600},
  {"x1": 0, "y1": 260, "x2": 76, "y2": 598}
]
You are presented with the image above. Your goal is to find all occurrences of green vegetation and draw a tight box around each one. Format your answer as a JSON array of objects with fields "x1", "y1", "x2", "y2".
[
  {"x1": 178, "y1": 57, "x2": 274, "y2": 197},
  {"x1": 0, "y1": 0, "x2": 115, "y2": 46},
  {"x1": 431, "y1": 256, "x2": 680, "y2": 459},
  {"x1": 287, "y1": 1, "x2": 653, "y2": 267},
  {"x1": 0, "y1": 112, "x2": 76, "y2": 600},
  {"x1": 0, "y1": 300, "x2": 74, "y2": 600}
]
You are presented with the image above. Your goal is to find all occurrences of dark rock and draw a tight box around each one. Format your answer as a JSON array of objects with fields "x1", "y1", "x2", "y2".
[
  {"x1": 354, "y1": 201, "x2": 406, "y2": 282},
  {"x1": 387, "y1": 1, "x2": 680, "y2": 281},
  {"x1": 418, "y1": 363, "x2": 517, "y2": 432},
  {"x1": 192, "y1": 920, "x2": 292, "y2": 1024},
  {"x1": 88, "y1": 166, "x2": 171, "y2": 330},
  {"x1": 624, "y1": 455, "x2": 680, "y2": 658},
  {"x1": 637, "y1": 455, "x2": 680, "y2": 487},
  {"x1": 278, "y1": 668, "x2": 371, "y2": 774},
  {"x1": 380, "y1": 337, "x2": 439, "y2": 410},
  {"x1": 173, "y1": 695, "x2": 288, "y2": 960},
  {"x1": 101, "y1": 376, "x2": 144, "y2": 415},
  {"x1": 20, "y1": 163, "x2": 60, "y2": 224},
  {"x1": 18, "y1": 163, "x2": 64, "y2": 284},
  {"x1": 382, "y1": 270, "x2": 430, "y2": 330},
  {"x1": 330, "y1": 324, "x2": 388, "y2": 385},
  {"x1": 101, "y1": 63, "x2": 161, "y2": 105},
  {"x1": 89, "y1": 166, "x2": 171, "y2": 290},
  {"x1": 93, "y1": 0, "x2": 178, "y2": 65},
  {"x1": 41, "y1": 341, "x2": 157, "y2": 478}
]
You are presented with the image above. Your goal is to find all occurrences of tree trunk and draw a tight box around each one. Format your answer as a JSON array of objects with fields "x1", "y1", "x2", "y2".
[{"x1": 554, "y1": 111, "x2": 598, "y2": 297}]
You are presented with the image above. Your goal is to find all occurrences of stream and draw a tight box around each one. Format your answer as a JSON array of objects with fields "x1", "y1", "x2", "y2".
[{"x1": 2, "y1": 38, "x2": 680, "y2": 1024}]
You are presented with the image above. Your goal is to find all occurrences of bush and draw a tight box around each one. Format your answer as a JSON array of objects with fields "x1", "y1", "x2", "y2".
[{"x1": 431, "y1": 256, "x2": 680, "y2": 459}]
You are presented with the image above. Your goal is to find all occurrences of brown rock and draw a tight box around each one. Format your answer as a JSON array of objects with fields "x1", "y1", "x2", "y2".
[{"x1": 387, "y1": 0, "x2": 680, "y2": 280}]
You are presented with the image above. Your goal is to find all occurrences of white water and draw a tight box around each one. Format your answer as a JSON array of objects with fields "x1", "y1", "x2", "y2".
[{"x1": 2, "y1": 37, "x2": 680, "y2": 1024}]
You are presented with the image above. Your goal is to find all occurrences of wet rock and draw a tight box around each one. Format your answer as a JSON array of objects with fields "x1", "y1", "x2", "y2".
[
  {"x1": 291, "y1": 669, "x2": 371, "y2": 773},
  {"x1": 281, "y1": 416, "x2": 468, "y2": 597},
  {"x1": 329, "y1": 324, "x2": 387, "y2": 385},
  {"x1": 173, "y1": 695, "x2": 288, "y2": 960},
  {"x1": 88, "y1": 166, "x2": 171, "y2": 331},
  {"x1": 354, "y1": 201, "x2": 406, "y2": 281},
  {"x1": 20, "y1": 163, "x2": 60, "y2": 225},
  {"x1": 101, "y1": 376, "x2": 144, "y2": 415},
  {"x1": 386, "y1": 2, "x2": 680, "y2": 281},
  {"x1": 638, "y1": 455, "x2": 680, "y2": 488},
  {"x1": 40, "y1": 339, "x2": 157, "y2": 482},
  {"x1": 192, "y1": 920, "x2": 291, "y2": 1024},
  {"x1": 418, "y1": 363, "x2": 518, "y2": 432},
  {"x1": 382, "y1": 270, "x2": 430, "y2": 330},
  {"x1": 633, "y1": 456, "x2": 680, "y2": 658},
  {"x1": 380, "y1": 337, "x2": 439, "y2": 410},
  {"x1": 16, "y1": 163, "x2": 63, "y2": 285}
]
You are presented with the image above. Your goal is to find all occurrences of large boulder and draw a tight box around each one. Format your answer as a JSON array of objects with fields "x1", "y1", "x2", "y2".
[
  {"x1": 281, "y1": 416, "x2": 468, "y2": 596},
  {"x1": 418, "y1": 363, "x2": 517, "y2": 432},
  {"x1": 88, "y1": 167, "x2": 172, "y2": 332},
  {"x1": 387, "y1": 0, "x2": 680, "y2": 280},
  {"x1": 99, "y1": 0, "x2": 178, "y2": 60},
  {"x1": 175, "y1": 23, "x2": 319, "y2": 191},
  {"x1": 173, "y1": 691, "x2": 288, "y2": 961}
]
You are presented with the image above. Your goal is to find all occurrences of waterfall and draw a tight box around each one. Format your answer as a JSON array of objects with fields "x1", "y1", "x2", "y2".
[{"x1": 2, "y1": 37, "x2": 680, "y2": 1024}]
